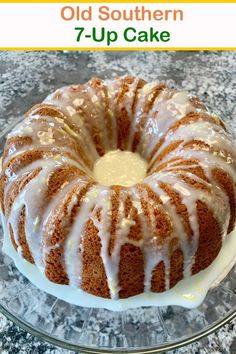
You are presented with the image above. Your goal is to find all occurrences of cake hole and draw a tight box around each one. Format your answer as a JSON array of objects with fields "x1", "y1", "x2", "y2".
[{"x1": 93, "y1": 150, "x2": 147, "y2": 187}]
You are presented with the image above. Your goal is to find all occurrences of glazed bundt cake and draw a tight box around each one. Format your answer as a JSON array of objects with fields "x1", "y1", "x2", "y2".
[{"x1": 1, "y1": 76, "x2": 236, "y2": 300}]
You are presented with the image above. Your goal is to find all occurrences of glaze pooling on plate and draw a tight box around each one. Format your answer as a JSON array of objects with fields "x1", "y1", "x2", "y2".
[
  {"x1": 2, "y1": 213, "x2": 236, "y2": 310},
  {"x1": 1, "y1": 76, "x2": 236, "y2": 301}
]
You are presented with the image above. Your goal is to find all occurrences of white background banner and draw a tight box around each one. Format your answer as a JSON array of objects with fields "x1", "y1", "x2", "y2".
[{"x1": 0, "y1": 3, "x2": 235, "y2": 48}]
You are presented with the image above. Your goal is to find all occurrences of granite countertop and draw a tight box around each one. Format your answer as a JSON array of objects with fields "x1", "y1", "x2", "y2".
[{"x1": 0, "y1": 50, "x2": 236, "y2": 354}]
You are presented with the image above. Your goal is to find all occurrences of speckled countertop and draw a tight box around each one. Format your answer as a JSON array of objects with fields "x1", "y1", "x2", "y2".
[{"x1": 0, "y1": 50, "x2": 236, "y2": 354}]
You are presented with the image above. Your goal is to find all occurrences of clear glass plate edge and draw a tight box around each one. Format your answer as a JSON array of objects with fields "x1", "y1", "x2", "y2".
[{"x1": 0, "y1": 301, "x2": 235, "y2": 353}]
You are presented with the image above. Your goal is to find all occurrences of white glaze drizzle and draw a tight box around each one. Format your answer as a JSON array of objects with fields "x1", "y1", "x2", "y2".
[
  {"x1": 85, "y1": 82, "x2": 110, "y2": 152},
  {"x1": 103, "y1": 79, "x2": 120, "y2": 149},
  {"x1": 64, "y1": 184, "x2": 100, "y2": 287},
  {"x1": 139, "y1": 91, "x2": 196, "y2": 158},
  {"x1": 127, "y1": 81, "x2": 160, "y2": 151},
  {"x1": 150, "y1": 120, "x2": 236, "y2": 168},
  {"x1": 124, "y1": 78, "x2": 140, "y2": 114},
  {"x1": 6, "y1": 156, "x2": 89, "y2": 268},
  {"x1": 43, "y1": 87, "x2": 100, "y2": 162}
]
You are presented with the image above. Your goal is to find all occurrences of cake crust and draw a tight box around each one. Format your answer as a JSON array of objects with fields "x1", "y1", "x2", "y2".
[{"x1": 1, "y1": 76, "x2": 236, "y2": 300}]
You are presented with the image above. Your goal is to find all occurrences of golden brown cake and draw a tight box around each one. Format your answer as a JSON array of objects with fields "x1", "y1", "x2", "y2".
[{"x1": 1, "y1": 75, "x2": 236, "y2": 300}]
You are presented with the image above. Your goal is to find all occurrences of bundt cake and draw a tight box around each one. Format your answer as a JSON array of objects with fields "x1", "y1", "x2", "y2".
[{"x1": 1, "y1": 75, "x2": 236, "y2": 300}]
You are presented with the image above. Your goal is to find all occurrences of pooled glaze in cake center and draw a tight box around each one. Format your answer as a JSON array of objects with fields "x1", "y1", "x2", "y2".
[{"x1": 93, "y1": 150, "x2": 147, "y2": 187}]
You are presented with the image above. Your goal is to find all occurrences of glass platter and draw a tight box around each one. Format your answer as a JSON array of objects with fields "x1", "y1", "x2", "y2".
[{"x1": 0, "y1": 118, "x2": 236, "y2": 354}]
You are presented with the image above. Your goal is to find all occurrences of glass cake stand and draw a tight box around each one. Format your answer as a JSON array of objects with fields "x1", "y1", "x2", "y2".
[{"x1": 0, "y1": 120, "x2": 236, "y2": 353}]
